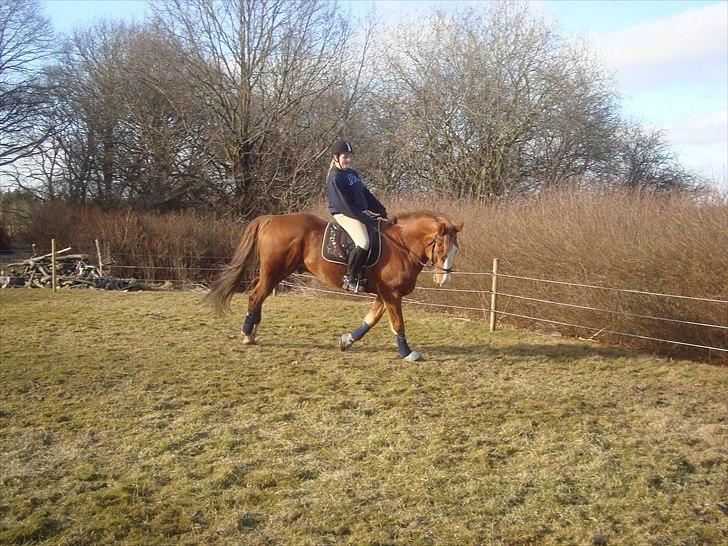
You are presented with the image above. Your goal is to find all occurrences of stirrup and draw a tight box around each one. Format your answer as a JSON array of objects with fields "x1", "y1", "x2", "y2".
[{"x1": 342, "y1": 275, "x2": 365, "y2": 293}]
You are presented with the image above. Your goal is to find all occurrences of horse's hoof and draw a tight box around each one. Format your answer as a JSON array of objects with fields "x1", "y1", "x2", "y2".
[
  {"x1": 339, "y1": 333, "x2": 354, "y2": 351},
  {"x1": 404, "y1": 350, "x2": 422, "y2": 362},
  {"x1": 241, "y1": 333, "x2": 257, "y2": 345}
]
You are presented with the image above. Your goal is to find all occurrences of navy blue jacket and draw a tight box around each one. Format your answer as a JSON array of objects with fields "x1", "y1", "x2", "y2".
[{"x1": 326, "y1": 168, "x2": 387, "y2": 225}]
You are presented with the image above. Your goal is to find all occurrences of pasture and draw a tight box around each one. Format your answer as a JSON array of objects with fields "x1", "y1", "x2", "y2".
[{"x1": 1, "y1": 290, "x2": 726, "y2": 545}]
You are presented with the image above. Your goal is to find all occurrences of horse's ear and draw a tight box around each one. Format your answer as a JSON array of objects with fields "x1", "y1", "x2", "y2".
[
  {"x1": 437, "y1": 222, "x2": 447, "y2": 236},
  {"x1": 455, "y1": 221, "x2": 464, "y2": 232}
]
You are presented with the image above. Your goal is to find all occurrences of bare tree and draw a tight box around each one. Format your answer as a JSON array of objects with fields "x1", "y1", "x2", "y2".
[
  {"x1": 152, "y1": 0, "x2": 365, "y2": 215},
  {"x1": 607, "y1": 121, "x2": 703, "y2": 192},
  {"x1": 108, "y1": 25, "x2": 216, "y2": 211},
  {"x1": 40, "y1": 20, "x2": 210, "y2": 210},
  {"x1": 0, "y1": 0, "x2": 55, "y2": 167},
  {"x1": 362, "y1": 3, "x2": 619, "y2": 199},
  {"x1": 41, "y1": 20, "x2": 136, "y2": 207}
]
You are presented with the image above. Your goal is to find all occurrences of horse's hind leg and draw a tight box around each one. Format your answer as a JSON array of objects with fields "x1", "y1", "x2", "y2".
[
  {"x1": 240, "y1": 276, "x2": 261, "y2": 344},
  {"x1": 241, "y1": 270, "x2": 280, "y2": 344},
  {"x1": 339, "y1": 295, "x2": 386, "y2": 351},
  {"x1": 241, "y1": 249, "x2": 300, "y2": 344}
]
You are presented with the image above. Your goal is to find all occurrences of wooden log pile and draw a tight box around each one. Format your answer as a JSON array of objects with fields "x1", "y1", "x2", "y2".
[{"x1": 0, "y1": 247, "x2": 142, "y2": 290}]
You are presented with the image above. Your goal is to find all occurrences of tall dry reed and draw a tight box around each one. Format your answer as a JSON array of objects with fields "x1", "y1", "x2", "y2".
[{"x1": 379, "y1": 189, "x2": 727, "y2": 362}]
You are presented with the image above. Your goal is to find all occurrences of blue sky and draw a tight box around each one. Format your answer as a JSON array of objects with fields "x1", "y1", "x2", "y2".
[{"x1": 44, "y1": 0, "x2": 727, "y2": 185}]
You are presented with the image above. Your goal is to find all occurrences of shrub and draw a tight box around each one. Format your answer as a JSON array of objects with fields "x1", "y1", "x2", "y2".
[{"x1": 14, "y1": 203, "x2": 242, "y2": 284}]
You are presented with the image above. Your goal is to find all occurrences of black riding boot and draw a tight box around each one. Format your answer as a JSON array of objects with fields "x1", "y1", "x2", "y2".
[{"x1": 342, "y1": 245, "x2": 367, "y2": 293}]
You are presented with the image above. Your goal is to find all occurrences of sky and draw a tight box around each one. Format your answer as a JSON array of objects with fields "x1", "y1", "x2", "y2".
[{"x1": 43, "y1": 0, "x2": 728, "y2": 186}]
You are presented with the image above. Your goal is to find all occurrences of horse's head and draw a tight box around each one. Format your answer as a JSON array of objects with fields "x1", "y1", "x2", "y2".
[{"x1": 428, "y1": 219, "x2": 464, "y2": 286}]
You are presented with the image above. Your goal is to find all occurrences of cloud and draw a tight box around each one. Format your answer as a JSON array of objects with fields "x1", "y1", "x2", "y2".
[
  {"x1": 594, "y1": 2, "x2": 727, "y2": 88},
  {"x1": 662, "y1": 110, "x2": 727, "y2": 183},
  {"x1": 669, "y1": 110, "x2": 728, "y2": 147}
]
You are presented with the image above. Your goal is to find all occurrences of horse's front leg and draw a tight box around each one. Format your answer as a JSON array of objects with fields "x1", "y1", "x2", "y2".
[
  {"x1": 339, "y1": 295, "x2": 386, "y2": 350},
  {"x1": 383, "y1": 296, "x2": 422, "y2": 362}
]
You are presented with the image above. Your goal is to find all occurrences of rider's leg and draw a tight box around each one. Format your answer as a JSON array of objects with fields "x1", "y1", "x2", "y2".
[
  {"x1": 332, "y1": 214, "x2": 370, "y2": 292},
  {"x1": 345, "y1": 246, "x2": 367, "y2": 291}
]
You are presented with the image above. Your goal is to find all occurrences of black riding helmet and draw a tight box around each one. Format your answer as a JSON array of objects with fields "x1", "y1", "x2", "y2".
[{"x1": 331, "y1": 139, "x2": 354, "y2": 156}]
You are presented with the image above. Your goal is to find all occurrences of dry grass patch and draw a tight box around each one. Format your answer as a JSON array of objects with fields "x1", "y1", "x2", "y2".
[{"x1": 0, "y1": 290, "x2": 726, "y2": 544}]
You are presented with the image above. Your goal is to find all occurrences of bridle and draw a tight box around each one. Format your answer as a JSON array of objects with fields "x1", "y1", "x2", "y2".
[
  {"x1": 427, "y1": 235, "x2": 453, "y2": 274},
  {"x1": 375, "y1": 225, "x2": 453, "y2": 274}
]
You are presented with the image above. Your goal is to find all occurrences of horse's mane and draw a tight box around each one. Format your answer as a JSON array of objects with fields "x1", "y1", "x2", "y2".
[
  {"x1": 394, "y1": 210, "x2": 440, "y2": 223},
  {"x1": 394, "y1": 210, "x2": 453, "y2": 228}
]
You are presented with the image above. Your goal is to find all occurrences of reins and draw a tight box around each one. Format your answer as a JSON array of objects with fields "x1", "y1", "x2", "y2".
[{"x1": 374, "y1": 223, "x2": 452, "y2": 274}]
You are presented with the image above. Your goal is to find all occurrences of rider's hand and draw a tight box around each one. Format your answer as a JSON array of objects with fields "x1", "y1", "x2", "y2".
[{"x1": 363, "y1": 211, "x2": 380, "y2": 223}]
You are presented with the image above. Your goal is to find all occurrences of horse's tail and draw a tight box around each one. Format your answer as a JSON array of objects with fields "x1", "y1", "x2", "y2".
[{"x1": 206, "y1": 215, "x2": 269, "y2": 315}]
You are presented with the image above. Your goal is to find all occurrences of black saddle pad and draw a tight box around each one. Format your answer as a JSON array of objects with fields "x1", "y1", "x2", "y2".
[{"x1": 322, "y1": 219, "x2": 382, "y2": 267}]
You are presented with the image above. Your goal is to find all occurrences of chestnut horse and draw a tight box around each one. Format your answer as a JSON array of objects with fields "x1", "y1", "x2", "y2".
[{"x1": 206, "y1": 211, "x2": 463, "y2": 361}]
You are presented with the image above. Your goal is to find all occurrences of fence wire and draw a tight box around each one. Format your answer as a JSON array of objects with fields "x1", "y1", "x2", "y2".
[
  {"x1": 280, "y1": 280, "x2": 726, "y2": 353},
  {"x1": 494, "y1": 309, "x2": 728, "y2": 353},
  {"x1": 5, "y1": 247, "x2": 726, "y2": 353},
  {"x1": 498, "y1": 292, "x2": 728, "y2": 330},
  {"x1": 497, "y1": 272, "x2": 728, "y2": 304},
  {"x1": 283, "y1": 273, "x2": 727, "y2": 353}
]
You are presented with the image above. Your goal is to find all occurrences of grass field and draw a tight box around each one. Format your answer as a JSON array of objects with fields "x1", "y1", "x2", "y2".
[{"x1": 1, "y1": 290, "x2": 726, "y2": 545}]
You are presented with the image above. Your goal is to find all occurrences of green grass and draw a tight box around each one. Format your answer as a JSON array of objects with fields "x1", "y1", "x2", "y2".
[{"x1": 0, "y1": 290, "x2": 726, "y2": 545}]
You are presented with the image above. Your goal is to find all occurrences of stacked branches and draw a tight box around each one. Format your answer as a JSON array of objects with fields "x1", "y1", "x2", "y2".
[{"x1": 0, "y1": 247, "x2": 141, "y2": 290}]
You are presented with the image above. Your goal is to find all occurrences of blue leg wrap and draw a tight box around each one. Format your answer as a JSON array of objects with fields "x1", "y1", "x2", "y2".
[
  {"x1": 395, "y1": 334, "x2": 411, "y2": 357},
  {"x1": 242, "y1": 309, "x2": 262, "y2": 334},
  {"x1": 351, "y1": 322, "x2": 371, "y2": 341}
]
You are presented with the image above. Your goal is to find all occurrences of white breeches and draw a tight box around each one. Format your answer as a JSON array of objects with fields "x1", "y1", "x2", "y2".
[{"x1": 333, "y1": 214, "x2": 370, "y2": 250}]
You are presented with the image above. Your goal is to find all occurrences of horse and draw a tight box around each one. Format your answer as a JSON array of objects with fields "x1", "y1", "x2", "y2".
[{"x1": 206, "y1": 211, "x2": 463, "y2": 361}]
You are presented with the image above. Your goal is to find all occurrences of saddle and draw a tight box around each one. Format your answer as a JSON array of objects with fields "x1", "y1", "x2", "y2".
[{"x1": 321, "y1": 219, "x2": 382, "y2": 269}]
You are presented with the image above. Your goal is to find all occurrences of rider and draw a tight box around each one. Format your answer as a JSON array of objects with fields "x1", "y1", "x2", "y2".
[{"x1": 326, "y1": 139, "x2": 388, "y2": 292}]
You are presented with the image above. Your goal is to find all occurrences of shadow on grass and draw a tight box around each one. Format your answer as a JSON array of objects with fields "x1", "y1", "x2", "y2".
[
  {"x1": 261, "y1": 337, "x2": 631, "y2": 363},
  {"x1": 263, "y1": 340, "x2": 398, "y2": 360},
  {"x1": 422, "y1": 342, "x2": 631, "y2": 362}
]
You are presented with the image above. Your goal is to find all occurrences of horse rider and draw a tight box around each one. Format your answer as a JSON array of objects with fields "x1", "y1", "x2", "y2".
[{"x1": 326, "y1": 139, "x2": 389, "y2": 293}]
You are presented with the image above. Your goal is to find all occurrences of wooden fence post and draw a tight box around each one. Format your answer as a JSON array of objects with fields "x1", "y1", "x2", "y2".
[
  {"x1": 95, "y1": 239, "x2": 104, "y2": 276},
  {"x1": 489, "y1": 257, "x2": 498, "y2": 332},
  {"x1": 51, "y1": 239, "x2": 57, "y2": 293}
]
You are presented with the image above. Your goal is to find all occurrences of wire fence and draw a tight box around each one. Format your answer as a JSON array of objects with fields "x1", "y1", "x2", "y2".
[
  {"x1": 496, "y1": 272, "x2": 728, "y2": 304},
  {"x1": 3, "y1": 245, "x2": 726, "y2": 356},
  {"x1": 9, "y1": 246, "x2": 723, "y2": 304},
  {"x1": 280, "y1": 271, "x2": 727, "y2": 354}
]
